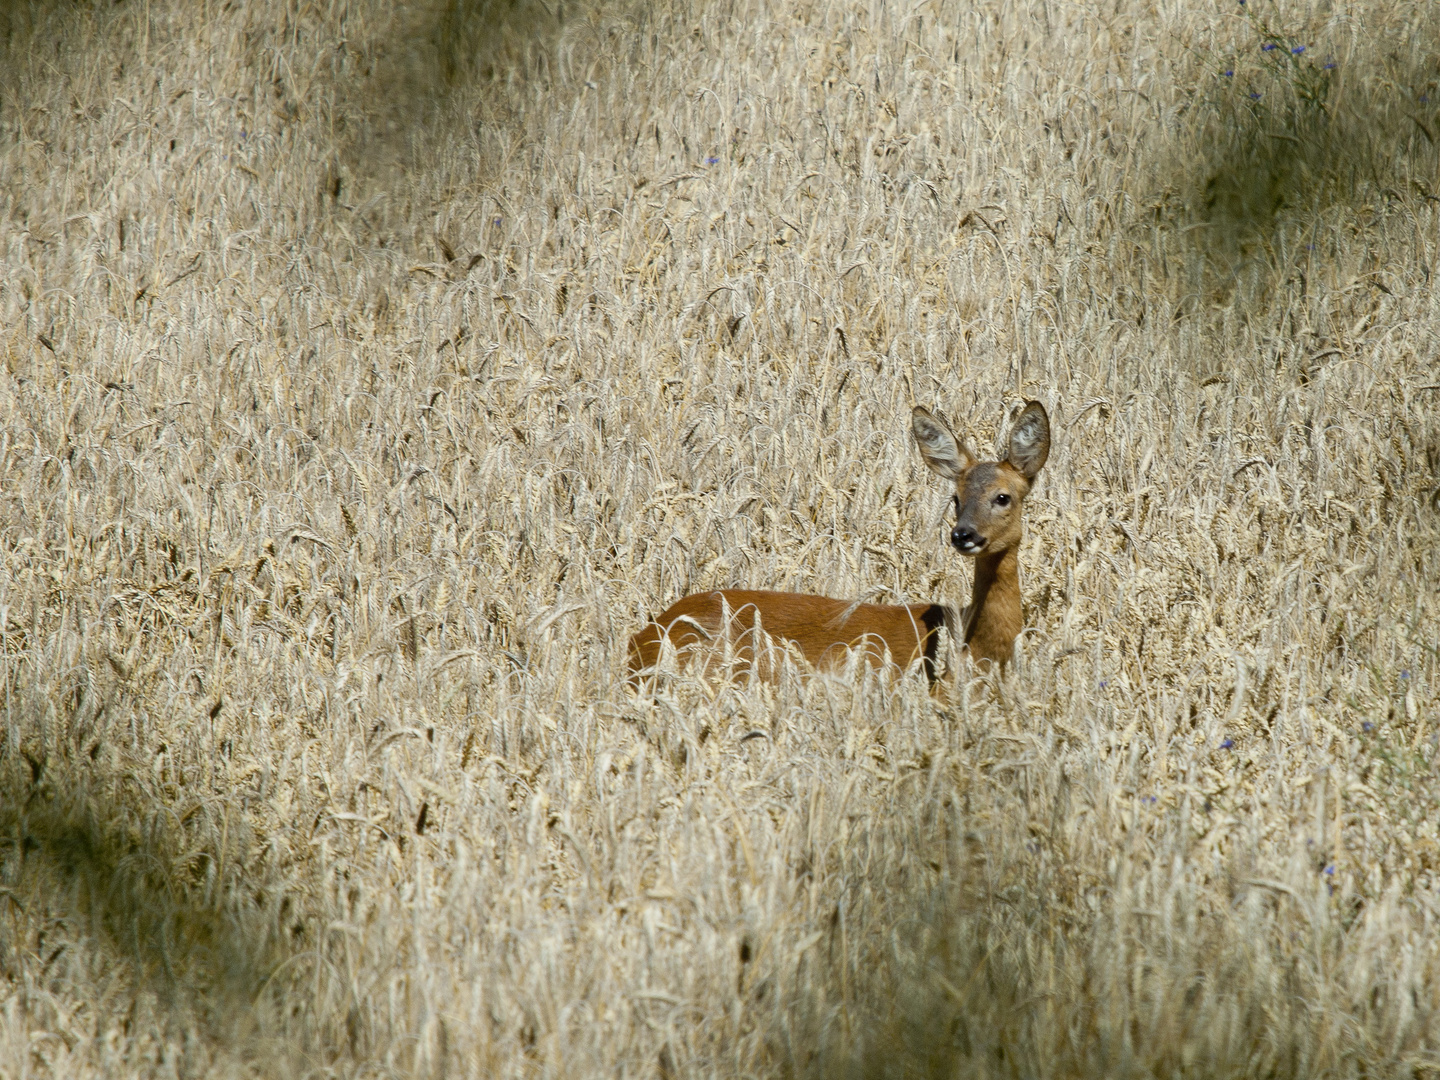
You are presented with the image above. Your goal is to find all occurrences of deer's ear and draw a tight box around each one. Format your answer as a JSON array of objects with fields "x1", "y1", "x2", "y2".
[
  {"x1": 1007, "y1": 401, "x2": 1051, "y2": 479},
  {"x1": 912, "y1": 407, "x2": 975, "y2": 480}
]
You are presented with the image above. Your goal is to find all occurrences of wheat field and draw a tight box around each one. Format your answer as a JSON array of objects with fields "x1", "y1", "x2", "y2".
[{"x1": 1, "y1": 0, "x2": 1438, "y2": 1076}]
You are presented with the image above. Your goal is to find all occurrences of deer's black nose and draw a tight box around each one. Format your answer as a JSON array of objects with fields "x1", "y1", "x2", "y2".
[{"x1": 952, "y1": 527, "x2": 986, "y2": 552}]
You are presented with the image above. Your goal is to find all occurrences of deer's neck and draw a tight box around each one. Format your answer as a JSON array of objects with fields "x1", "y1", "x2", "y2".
[{"x1": 964, "y1": 545, "x2": 1023, "y2": 667}]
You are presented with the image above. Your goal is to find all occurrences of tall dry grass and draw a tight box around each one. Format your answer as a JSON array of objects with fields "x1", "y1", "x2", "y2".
[{"x1": 1, "y1": 0, "x2": 1438, "y2": 1076}]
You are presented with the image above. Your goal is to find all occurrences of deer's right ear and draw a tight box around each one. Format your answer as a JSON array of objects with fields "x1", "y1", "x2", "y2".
[{"x1": 912, "y1": 406, "x2": 974, "y2": 480}]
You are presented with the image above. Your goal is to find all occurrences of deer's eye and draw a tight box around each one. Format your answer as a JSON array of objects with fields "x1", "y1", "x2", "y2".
[{"x1": 994, "y1": 493, "x2": 1011, "y2": 507}]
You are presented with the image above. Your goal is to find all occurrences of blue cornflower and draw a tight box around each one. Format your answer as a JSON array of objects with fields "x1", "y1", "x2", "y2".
[
  {"x1": 1324, "y1": 865, "x2": 1335, "y2": 875},
  {"x1": 1362, "y1": 721, "x2": 1374, "y2": 732},
  {"x1": 705, "y1": 156, "x2": 719, "y2": 165},
  {"x1": 1220, "y1": 738, "x2": 1234, "y2": 750},
  {"x1": 1292, "y1": 45, "x2": 1306, "y2": 54},
  {"x1": 1262, "y1": 43, "x2": 1277, "y2": 51},
  {"x1": 1249, "y1": 92, "x2": 1262, "y2": 99},
  {"x1": 1324, "y1": 61, "x2": 1337, "y2": 70},
  {"x1": 1402, "y1": 670, "x2": 1412, "y2": 679},
  {"x1": 1223, "y1": 69, "x2": 1234, "y2": 77}
]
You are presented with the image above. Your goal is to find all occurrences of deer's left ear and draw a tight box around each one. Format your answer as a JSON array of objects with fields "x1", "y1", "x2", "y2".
[{"x1": 1007, "y1": 401, "x2": 1050, "y2": 479}]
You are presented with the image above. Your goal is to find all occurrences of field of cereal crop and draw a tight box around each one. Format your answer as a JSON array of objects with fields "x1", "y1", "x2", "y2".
[{"x1": 2, "y1": 0, "x2": 1438, "y2": 1075}]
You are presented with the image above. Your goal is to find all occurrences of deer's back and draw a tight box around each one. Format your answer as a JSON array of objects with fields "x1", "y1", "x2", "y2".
[{"x1": 627, "y1": 589, "x2": 949, "y2": 684}]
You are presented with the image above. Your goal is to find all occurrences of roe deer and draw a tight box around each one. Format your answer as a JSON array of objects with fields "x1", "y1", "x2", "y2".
[{"x1": 626, "y1": 400, "x2": 1050, "y2": 686}]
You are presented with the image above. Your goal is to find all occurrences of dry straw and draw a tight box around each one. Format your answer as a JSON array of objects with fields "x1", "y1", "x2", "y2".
[{"x1": 1, "y1": 0, "x2": 1438, "y2": 1076}]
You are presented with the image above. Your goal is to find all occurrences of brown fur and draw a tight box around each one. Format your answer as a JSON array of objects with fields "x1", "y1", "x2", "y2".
[
  {"x1": 626, "y1": 590, "x2": 949, "y2": 688},
  {"x1": 626, "y1": 400, "x2": 1049, "y2": 686},
  {"x1": 960, "y1": 546, "x2": 1024, "y2": 666},
  {"x1": 912, "y1": 400, "x2": 1050, "y2": 669}
]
